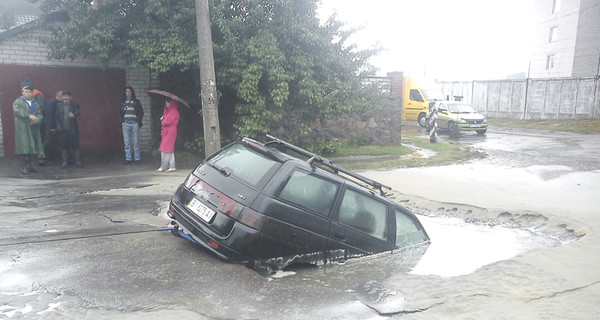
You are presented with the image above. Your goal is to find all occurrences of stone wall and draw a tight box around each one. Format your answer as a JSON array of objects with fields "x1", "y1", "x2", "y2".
[{"x1": 270, "y1": 98, "x2": 402, "y2": 146}]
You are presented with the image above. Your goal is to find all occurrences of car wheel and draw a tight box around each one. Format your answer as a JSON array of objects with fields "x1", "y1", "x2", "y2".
[
  {"x1": 418, "y1": 113, "x2": 427, "y2": 127},
  {"x1": 448, "y1": 122, "x2": 460, "y2": 139},
  {"x1": 476, "y1": 129, "x2": 487, "y2": 135},
  {"x1": 448, "y1": 122, "x2": 457, "y2": 133}
]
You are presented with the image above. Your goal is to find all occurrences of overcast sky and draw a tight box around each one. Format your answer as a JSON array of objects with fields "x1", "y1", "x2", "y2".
[{"x1": 318, "y1": 0, "x2": 535, "y2": 81}]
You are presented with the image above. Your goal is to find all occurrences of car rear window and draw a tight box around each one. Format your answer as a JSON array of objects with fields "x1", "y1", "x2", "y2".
[
  {"x1": 278, "y1": 170, "x2": 339, "y2": 216},
  {"x1": 208, "y1": 143, "x2": 279, "y2": 187}
]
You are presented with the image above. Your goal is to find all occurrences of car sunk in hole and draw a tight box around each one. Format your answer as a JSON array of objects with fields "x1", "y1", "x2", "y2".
[{"x1": 167, "y1": 135, "x2": 430, "y2": 274}]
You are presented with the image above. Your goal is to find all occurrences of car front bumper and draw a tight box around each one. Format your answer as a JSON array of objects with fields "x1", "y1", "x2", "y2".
[{"x1": 457, "y1": 123, "x2": 488, "y2": 131}]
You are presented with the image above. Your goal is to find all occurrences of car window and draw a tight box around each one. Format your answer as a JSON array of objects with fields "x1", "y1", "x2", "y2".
[
  {"x1": 409, "y1": 89, "x2": 424, "y2": 102},
  {"x1": 448, "y1": 104, "x2": 475, "y2": 113},
  {"x1": 338, "y1": 188, "x2": 388, "y2": 240},
  {"x1": 278, "y1": 170, "x2": 340, "y2": 216},
  {"x1": 208, "y1": 143, "x2": 279, "y2": 187},
  {"x1": 395, "y1": 209, "x2": 429, "y2": 247}
]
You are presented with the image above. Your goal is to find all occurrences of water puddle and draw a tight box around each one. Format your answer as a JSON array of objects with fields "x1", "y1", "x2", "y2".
[
  {"x1": 269, "y1": 212, "x2": 577, "y2": 281},
  {"x1": 411, "y1": 215, "x2": 570, "y2": 277}
]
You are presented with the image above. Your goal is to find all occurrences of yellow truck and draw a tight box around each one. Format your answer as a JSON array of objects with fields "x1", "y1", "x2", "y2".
[{"x1": 400, "y1": 77, "x2": 445, "y2": 127}]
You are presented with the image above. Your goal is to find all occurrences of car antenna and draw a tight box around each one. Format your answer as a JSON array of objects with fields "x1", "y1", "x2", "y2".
[{"x1": 265, "y1": 134, "x2": 392, "y2": 197}]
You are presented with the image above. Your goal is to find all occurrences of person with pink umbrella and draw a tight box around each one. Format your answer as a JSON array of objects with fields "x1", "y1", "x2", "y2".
[{"x1": 156, "y1": 98, "x2": 180, "y2": 173}]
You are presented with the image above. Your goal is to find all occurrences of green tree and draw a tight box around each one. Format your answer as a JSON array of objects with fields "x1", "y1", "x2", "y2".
[{"x1": 37, "y1": 0, "x2": 383, "y2": 139}]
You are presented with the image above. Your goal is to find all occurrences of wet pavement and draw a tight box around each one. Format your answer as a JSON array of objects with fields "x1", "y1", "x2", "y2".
[{"x1": 1, "y1": 125, "x2": 600, "y2": 319}]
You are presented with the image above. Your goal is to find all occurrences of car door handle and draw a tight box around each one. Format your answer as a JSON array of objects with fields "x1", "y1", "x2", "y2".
[{"x1": 334, "y1": 232, "x2": 346, "y2": 241}]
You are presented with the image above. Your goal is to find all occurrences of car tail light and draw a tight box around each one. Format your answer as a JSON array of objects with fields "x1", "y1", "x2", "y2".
[
  {"x1": 238, "y1": 207, "x2": 266, "y2": 230},
  {"x1": 208, "y1": 239, "x2": 219, "y2": 249},
  {"x1": 184, "y1": 174, "x2": 201, "y2": 189},
  {"x1": 218, "y1": 196, "x2": 242, "y2": 217}
]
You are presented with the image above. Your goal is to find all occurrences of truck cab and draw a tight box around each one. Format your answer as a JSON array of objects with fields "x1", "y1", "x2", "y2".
[{"x1": 401, "y1": 77, "x2": 445, "y2": 127}]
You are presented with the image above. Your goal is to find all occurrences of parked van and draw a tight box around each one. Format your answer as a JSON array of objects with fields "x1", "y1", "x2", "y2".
[
  {"x1": 167, "y1": 135, "x2": 430, "y2": 274},
  {"x1": 401, "y1": 77, "x2": 445, "y2": 127}
]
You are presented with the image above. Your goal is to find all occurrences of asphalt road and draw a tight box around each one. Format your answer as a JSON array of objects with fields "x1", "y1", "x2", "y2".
[{"x1": 1, "y1": 125, "x2": 599, "y2": 319}]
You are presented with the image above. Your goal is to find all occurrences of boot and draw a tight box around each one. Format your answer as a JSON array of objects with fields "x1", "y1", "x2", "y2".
[
  {"x1": 60, "y1": 150, "x2": 68, "y2": 169},
  {"x1": 74, "y1": 149, "x2": 82, "y2": 168},
  {"x1": 38, "y1": 156, "x2": 48, "y2": 166},
  {"x1": 30, "y1": 156, "x2": 41, "y2": 172},
  {"x1": 22, "y1": 156, "x2": 30, "y2": 174}
]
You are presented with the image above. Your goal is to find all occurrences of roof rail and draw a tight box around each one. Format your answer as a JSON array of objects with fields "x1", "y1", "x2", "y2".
[{"x1": 265, "y1": 134, "x2": 392, "y2": 197}]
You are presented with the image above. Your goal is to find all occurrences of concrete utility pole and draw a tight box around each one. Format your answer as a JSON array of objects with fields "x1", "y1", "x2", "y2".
[{"x1": 195, "y1": 0, "x2": 221, "y2": 157}]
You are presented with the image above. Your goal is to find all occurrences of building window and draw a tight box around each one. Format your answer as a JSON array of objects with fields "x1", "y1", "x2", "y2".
[
  {"x1": 546, "y1": 55, "x2": 555, "y2": 70},
  {"x1": 552, "y1": 0, "x2": 561, "y2": 13},
  {"x1": 549, "y1": 26, "x2": 558, "y2": 42}
]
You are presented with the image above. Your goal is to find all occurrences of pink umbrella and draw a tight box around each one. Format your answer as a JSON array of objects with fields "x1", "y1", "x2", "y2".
[{"x1": 148, "y1": 89, "x2": 191, "y2": 108}]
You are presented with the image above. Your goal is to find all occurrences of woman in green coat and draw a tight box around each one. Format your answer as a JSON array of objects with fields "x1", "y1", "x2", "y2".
[{"x1": 13, "y1": 86, "x2": 44, "y2": 174}]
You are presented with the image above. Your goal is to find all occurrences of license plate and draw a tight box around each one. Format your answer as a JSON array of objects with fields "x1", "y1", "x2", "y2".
[
  {"x1": 187, "y1": 198, "x2": 216, "y2": 223},
  {"x1": 469, "y1": 124, "x2": 481, "y2": 128}
]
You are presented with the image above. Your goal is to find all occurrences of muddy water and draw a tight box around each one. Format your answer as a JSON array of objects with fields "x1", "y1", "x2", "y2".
[
  {"x1": 410, "y1": 215, "x2": 569, "y2": 277},
  {"x1": 0, "y1": 208, "x2": 579, "y2": 319},
  {"x1": 269, "y1": 212, "x2": 574, "y2": 280}
]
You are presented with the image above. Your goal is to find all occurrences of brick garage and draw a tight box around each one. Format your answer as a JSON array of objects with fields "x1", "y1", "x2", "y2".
[{"x1": 0, "y1": 22, "x2": 157, "y2": 158}]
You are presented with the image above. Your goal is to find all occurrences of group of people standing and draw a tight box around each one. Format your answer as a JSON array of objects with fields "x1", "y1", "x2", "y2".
[
  {"x1": 14, "y1": 82, "x2": 180, "y2": 174},
  {"x1": 13, "y1": 80, "x2": 81, "y2": 174}
]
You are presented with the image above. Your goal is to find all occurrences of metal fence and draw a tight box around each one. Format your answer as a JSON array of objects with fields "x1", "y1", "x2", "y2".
[{"x1": 438, "y1": 77, "x2": 600, "y2": 120}]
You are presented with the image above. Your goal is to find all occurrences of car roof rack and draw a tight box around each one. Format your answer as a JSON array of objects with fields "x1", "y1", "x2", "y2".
[{"x1": 264, "y1": 134, "x2": 392, "y2": 197}]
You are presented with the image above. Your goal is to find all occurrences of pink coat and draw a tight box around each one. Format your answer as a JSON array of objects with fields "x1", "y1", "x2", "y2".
[{"x1": 159, "y1": 100, "x2": 180, "y2": 153}]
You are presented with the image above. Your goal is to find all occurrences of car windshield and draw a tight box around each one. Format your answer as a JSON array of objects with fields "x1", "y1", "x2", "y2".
[
  {"x1": 207, "y1": 143, "x2": 279, "y2": 187},
  {"x1": 447, "y1": 104, "x2": 476, "y2": 113}
]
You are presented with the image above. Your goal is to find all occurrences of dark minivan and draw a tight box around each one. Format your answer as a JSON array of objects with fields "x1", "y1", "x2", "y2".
[{"x1": 168, "y1": 135, "x2": 429, "y2": 274}]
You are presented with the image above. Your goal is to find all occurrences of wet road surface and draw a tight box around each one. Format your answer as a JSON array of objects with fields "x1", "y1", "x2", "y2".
[{"x1": 1, "y1": 125, "x2": 599, "y2": 319}]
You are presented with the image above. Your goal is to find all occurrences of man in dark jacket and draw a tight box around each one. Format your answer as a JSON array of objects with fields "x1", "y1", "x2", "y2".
[
  {"x1": 118, "y1": 86, "x2": 144, "y2": 164},
  {"x1": 40, "y1": 90, "x2": 62, "y2": 164},
  {"x1": 55, "y1": 91, "x2": 81, "y2": 168}
]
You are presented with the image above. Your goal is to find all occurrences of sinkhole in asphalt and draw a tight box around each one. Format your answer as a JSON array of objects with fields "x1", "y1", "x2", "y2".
[
  {"x1": 156, "y1": 200, "x2": 576, "y2": 278},
  {"x1": 410, "y1": 215, "x2": 575, "y2": 277}
]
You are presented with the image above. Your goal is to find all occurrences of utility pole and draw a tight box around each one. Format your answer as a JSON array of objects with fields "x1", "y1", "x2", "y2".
[{"x1": 195, "y1": 0, "x2": 221, "y2": 157}]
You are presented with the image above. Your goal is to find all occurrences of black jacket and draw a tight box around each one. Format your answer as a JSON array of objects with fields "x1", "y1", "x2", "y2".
[
  {"x1": 118, "y1": 98, "x2": 144, "y2": 127},
  {"x1": 43, "y1": 98, "x2": 59, "y2": 128},
  {"x1": 55, "y1": 101, "x2": 80, "y2": 132}
]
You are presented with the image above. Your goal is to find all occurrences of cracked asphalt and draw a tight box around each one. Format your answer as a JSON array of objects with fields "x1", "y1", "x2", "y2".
[{"x1": 1, "y1": 125, "x2": 599, "y2": 319}]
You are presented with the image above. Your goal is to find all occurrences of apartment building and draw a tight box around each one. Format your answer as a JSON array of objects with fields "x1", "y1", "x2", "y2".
[{"x1": 530, "y1": 0, "x2": 600, "y2": 78}]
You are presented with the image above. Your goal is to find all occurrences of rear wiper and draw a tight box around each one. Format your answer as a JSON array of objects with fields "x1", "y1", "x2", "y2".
[{"x1": 208, "y1": 162, "x2": 232, "y2": 176}]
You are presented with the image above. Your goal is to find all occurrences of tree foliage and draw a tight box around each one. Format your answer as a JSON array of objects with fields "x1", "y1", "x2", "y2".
[{"x1": 37, "y1": 0, "x2": 384, "y2": 139}]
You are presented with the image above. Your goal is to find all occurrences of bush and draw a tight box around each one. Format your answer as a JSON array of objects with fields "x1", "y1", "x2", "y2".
[
  {"x1": 184, "y1": 138, "x2": 205, "y2": 159},
  {"x1": 348, "y1": 131, "x2": 372, "y2": 146},
  {"x1": 304, "y1": 138, "x2": 340, "y2": 156}
]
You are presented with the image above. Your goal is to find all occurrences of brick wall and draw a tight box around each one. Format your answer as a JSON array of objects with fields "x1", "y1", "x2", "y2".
[{"x1": 0, "y1": 29, "x2": 157, "y2": 157}]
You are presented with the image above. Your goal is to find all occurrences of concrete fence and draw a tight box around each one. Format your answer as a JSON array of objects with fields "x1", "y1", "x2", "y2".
[{"x1": 438, "y1": 77, "x2": 600, "y2": 120}]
